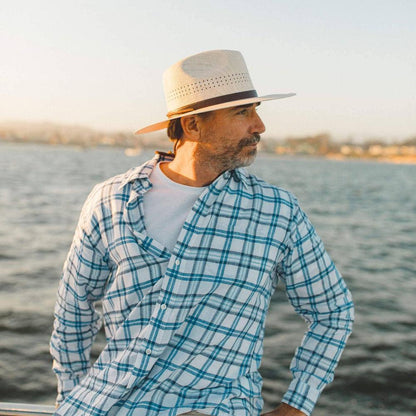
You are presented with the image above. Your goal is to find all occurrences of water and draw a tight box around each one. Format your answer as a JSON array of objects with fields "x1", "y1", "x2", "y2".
[{"x1": 0, "y1": 142, "x2": 415, "y2": 415}]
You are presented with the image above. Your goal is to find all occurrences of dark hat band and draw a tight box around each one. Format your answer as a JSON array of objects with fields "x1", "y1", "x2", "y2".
[{"x1": 166, "y1": 89, "x2": 258, "y2": 117}]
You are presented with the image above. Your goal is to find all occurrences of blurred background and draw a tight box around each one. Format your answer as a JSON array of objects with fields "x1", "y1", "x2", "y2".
[{"x1": 1, "y1": 1, "x2": 415, "y2": 415}]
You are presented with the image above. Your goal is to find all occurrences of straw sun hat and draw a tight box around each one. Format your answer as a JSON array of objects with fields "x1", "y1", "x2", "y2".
[{"x1": 135, "y1": 49, "x2": 295, "y2": 134}]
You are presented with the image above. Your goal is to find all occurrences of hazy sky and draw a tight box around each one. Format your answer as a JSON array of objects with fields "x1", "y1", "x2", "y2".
[{"x1": 1, "y1": 0, "x2": 415, "y2": 141}]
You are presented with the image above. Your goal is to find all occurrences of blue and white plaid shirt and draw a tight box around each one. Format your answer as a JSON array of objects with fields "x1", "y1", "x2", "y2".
[{"x1": 50, "y1": 154, "x2": 354, "y2": 416}]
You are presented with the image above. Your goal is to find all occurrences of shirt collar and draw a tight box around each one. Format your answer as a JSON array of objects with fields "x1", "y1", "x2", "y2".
[
  {"x1": 119, "y1": 152, "x2": 174, "y2": 189},
  {"x1": 229, "y1": 168, "x2": 249, "y2": 189},
  {"x1": 119, "y1": 152, "x2": 249, "y2": 190}
]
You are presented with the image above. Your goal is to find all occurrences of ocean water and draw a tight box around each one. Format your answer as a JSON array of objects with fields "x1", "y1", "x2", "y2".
[{"x1": 0, "y1": 142, "x2": 415, "y2": 415}]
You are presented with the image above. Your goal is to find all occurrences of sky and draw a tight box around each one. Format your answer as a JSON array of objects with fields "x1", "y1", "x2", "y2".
[{"x1": 1, "y1": 0, "x2": 415, "y2": 142}]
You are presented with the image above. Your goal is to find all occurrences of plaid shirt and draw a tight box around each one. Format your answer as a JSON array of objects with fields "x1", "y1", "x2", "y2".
[{"x1": 50, "y1": 154, "x2": 354, "y2": 416}]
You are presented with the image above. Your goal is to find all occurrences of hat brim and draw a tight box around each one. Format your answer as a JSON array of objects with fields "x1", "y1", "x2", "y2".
[{"x1": 135, "y1": 93, "x2": 295, "y2": 135}]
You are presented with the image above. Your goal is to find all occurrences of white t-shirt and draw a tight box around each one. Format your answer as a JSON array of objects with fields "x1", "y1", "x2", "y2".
[{"x1": 143, "y1": 162, "x2": 207, "y2": 252}]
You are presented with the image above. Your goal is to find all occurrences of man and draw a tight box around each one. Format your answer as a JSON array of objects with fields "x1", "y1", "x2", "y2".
[{"x1": 50, "y1": 50, "x2": 354, "y2": 416}]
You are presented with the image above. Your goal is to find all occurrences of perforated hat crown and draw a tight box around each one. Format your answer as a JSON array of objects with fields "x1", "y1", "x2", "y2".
[{"x1": 135, "y1": 50, "x2": 295, "y2": 134}]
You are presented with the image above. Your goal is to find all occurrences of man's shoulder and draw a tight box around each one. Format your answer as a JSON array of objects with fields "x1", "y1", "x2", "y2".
[
  {"x1": 96, "y1": 167, "x2": 139, "y2": 191},
  {"x1": 238, "y1": 168, "x2": 298, "y2": 206},
  {"x1": 85, "y1": 158, "x2": 156, "y2": 206},
  {"x1": 96, "y1": 158, "x2": 155, "y2": 190}
]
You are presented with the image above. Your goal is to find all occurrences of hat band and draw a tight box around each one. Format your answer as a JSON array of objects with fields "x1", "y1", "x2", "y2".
[{"x1": 167, "y1": 89, "x2": 258, "y2": 117}]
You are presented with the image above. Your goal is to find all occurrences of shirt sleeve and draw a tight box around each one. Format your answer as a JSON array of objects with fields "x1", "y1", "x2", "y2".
[
  {"x1": 277, "y1": 200, "x2": 354, "y2": 416},
  {"x1": 50, "y1": 188, "x2": 111, "y2": 404}
]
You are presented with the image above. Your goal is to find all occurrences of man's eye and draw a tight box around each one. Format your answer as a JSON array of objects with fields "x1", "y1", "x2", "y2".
[{"x1": 237, "y1": 109, "x2": 248, "y2": 115}]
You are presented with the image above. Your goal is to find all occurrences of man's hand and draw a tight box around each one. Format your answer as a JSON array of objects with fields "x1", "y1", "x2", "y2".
[{"x1": 261, "y1": 402, "x2": 307, "y2": 416}]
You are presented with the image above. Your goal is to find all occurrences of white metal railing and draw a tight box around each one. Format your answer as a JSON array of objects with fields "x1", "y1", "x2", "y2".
[{"x1": 0, "y1": 402, "x2": 55, "y2": 416}]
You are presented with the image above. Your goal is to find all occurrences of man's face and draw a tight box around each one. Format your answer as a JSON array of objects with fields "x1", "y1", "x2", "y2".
[{"x1": 195, "y1": 103, "x2": 266, "y2": 171}]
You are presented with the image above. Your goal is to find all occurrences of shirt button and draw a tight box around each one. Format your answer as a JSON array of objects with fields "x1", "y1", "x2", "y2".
[
  {"x1": 175, "y1": 259, "x2": 180, "y2": 266},
  {"x1": 160, "y1": 304, "x2": 167, "y2": 310},
  {"x1": 145, "y1": 348, "x2": 152, "y2": 355}
]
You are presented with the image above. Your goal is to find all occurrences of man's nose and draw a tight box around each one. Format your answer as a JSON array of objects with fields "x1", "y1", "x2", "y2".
[{"x1": 250, "y1": 112, "x2": 266, "y2": 135}]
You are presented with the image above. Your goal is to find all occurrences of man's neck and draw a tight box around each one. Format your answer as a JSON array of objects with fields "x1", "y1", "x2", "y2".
[{"x1": 159, "y1": 145, "x2": 226, "y2": 187}]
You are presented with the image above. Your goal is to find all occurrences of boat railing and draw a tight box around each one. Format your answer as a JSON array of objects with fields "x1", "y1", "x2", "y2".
[{"x1": 0, "y1": 402, "x2": 55, "y2": 416}]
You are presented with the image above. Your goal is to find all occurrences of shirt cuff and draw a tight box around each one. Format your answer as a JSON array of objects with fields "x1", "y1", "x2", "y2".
[{"x1": 282, "y1": 378, "x2": 322, "y2": 416}]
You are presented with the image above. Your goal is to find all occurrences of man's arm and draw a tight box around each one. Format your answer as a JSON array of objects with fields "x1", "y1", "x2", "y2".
[
  {"x1": 50, "y1": 191, "x2": 110, "y2": 404},
  {"x1": 275, "y1": 200, "x2": 354, "y2": 416}
]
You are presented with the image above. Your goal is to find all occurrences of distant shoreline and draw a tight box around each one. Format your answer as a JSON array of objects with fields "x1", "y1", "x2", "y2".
[
  {"x1": 325, "y1": 153, "x2": 416, "y2": 165},
  {"x1": 3, "y1": 121, "x2": 415, "y2": 166},
  {"x1": 2, "y1": 139, "x2": 416, "y2": 165}
]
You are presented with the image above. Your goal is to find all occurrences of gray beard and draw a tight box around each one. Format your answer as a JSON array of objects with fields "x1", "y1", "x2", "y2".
[{"x1": 216, "y1": 133, "x2": 261, "y2": 171}]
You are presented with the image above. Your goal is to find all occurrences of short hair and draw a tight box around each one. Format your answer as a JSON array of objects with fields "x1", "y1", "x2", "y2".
[
  {"x1": 167, "y1": 111, "x2": 213, "y2": 141},
  {"x1": 167, "y1": 118, "x2": 183, "y2": 141}
]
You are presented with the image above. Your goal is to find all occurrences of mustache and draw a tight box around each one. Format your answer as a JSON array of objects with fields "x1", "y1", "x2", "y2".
[{"x1": 239, "y1": 134, "x2": 261, "y2": 147}]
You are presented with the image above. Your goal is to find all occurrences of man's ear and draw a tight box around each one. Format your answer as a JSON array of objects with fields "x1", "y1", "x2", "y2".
[{"x1": 181, "y1": 116, "x2": 201, "y2": 139}]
